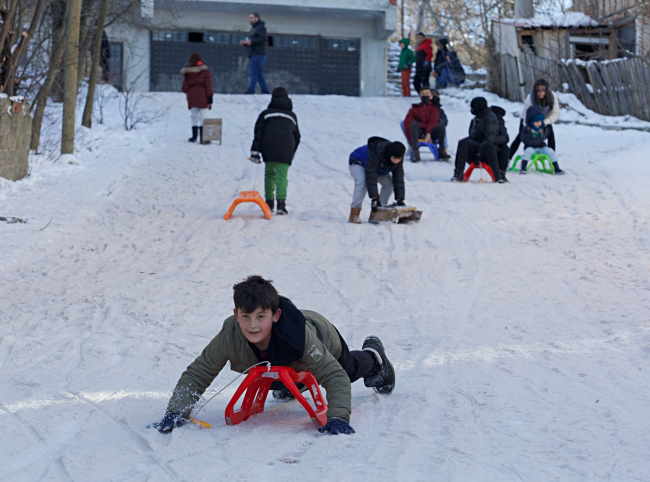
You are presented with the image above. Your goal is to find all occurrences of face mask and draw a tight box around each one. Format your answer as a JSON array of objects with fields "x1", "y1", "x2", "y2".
[{"x1": 421, "y1": 96, "x2": 430, "y2": 104}]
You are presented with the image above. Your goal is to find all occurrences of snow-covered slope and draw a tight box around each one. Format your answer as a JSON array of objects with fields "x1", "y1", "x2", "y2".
[{"x1": 1, "y1": 90, "x2": 649, "y2": 481}]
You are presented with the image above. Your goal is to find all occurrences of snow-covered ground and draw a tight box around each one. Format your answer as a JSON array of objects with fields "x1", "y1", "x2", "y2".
[{"x1": 1, "y1": 89, "x2": 649, "y2": 482}]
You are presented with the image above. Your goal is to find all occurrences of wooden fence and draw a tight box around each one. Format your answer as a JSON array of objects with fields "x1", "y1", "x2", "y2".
[{"x1": 494, "y1": 52, "x2": 650, "y2": 121}]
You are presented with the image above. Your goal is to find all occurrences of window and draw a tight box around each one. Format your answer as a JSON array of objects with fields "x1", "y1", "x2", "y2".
[{"x1": 188, "y1": 32, "x2": 204, "y2": 43}]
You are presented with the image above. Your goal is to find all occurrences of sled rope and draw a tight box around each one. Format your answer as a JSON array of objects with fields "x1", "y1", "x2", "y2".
[
  {"x1": 192, "y1": 361, "x2": 271, "y2": 417},
  {"x1": 252, "y1": 162, "x2": 261, "y2": 192}
]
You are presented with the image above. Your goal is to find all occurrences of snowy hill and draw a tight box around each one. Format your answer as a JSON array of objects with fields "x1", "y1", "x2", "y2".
[{"x1": 1, "y1": 90, "x2": 649, "y2": 481}]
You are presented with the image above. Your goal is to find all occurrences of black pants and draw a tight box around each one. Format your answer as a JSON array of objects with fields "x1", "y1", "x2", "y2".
[
  {"x1": 413, "y1": 69, "x2": 430, "y2": 93},
  {"x1": 454, "y1": 138, "x2": 500, "y2": 180},
  {"x1": 509, "y1": 121, "x2": 555, "y2": 159},
  {"x1": 496, "y1": 144, "x2": 509, "y2": 172},
  {"x1": 410, "y1": 121, "x2": 445, "y2": 151},
  {"x1": 270, "y1": 332, "x2": 376, "y2": 390}
]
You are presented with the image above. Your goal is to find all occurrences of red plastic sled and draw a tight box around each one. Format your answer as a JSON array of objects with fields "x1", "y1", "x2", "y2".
[
  {"x1": 225, "y1": 366, "x2": 328, "y2": 429},
  {"x1": 464, "y1": 161, "x2": 495, "y2": 182}
]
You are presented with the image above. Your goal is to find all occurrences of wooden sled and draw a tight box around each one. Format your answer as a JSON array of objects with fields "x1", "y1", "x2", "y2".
[
  {"x1": 202, "y1": 118, "x2": 222, "y2": 145},
  {"x1": 369, "y1": 206, "x2": 422, "y2": 224}
]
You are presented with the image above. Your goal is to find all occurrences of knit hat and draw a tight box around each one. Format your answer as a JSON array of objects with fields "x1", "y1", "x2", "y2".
[
  {"x1": 530, "y1": 113, "x2": 544, "y2": 124},
  {"x1": 272, "y1": 87, "x2": 289, "y2": 98},
  {"x1": 470, "y1": 97, "x2": 488, "y2": 115},
  {"x1": 386, "y1": 141, "x2": 406, "y2": 159}
]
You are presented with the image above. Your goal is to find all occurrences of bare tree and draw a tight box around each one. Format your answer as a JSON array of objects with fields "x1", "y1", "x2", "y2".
[{"x1": 81, "y1": 0, "x2": 107, "y2": 127}]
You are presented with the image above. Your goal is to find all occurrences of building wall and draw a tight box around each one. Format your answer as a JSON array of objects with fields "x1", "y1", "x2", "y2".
[{"x1": 107, "y1": 1, "x2": 396, "y2": 96}]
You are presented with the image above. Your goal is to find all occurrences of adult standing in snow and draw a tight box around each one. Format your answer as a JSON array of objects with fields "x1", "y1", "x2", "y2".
[
  {"x1": 240, "y1": 12, "x2": 270, "y2": 95},
  {"x1": 433, "y1": 38, "x2": 465, "y2": 89},
  {"x1": 250, "y1": 87, "x2": 300, "y2": 215},
  {"x1": 347, "y1": 138, "x2": 406, "y2": 224},
  {"x1": 413, "y1": 32, "x2": 433, "y2": 93},
  {"x1": 509, "y1": 78, "x2": 559, "y2": 159},
  {"x1": 181, "y1": 53, "x2": 213, "y2": 144},
  {"x1": 451, "y1": 97, "x2": 504, "y2": 183},
  {"x1": 404, "y1": 87, "x2": 450, "y2": 162},
  {"x1": 397, "y1": 38, "x2": 416, "y2": 97}
]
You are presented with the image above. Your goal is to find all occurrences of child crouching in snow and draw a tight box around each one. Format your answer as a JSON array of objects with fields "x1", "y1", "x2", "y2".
[
  {"x1": 250, "y1": 87, "x2": 301, "y2": 215},
  {"x1": 154, "y1": 276, "x2": 395, "y2": 435},
  {"x1": 520, "y1": 105, "x2": 565, "y2": 175},
  {"x1": 347, "y1": 137, "x2": 407, "y2": 224}
]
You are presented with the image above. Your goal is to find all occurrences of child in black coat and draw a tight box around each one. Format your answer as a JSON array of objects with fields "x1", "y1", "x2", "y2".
[
  {"x1": 250, "y1": 87, "x2": 301, "y2": 214},
  {"x1": 520, "y1": 105, "x2": 565, "y2": 175}
]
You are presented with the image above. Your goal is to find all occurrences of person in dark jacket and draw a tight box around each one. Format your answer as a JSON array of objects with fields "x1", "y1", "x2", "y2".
[
  {"x1": 347, "y1": 141, "x2": 401, "y2": 224},
  {"x1": 491, "y1": 105, "x2": 510, "y2": 181},
  {"x1": 240, "y1": 13, "x2": 269, "y2": 94},
  {"x1": 519, "y1": 105, "x2": 565, "y2": 175},
  {"x1": 364, "y1": 137, "x2": 406, "y2": 214},
  {"x1": 451, "y1": 97, "x2": 504, "y2": 183},
  {"x1": 413, "y1": 32, "x2": 433, "y2": 93},
  {"x1": 404, "y1": 87, "x2": 449, "y2": 162},
  {"x1": 250, "y1": 87, "x2": 301, "y2": 214},
  {"x1": 181, "y1": 53, "x2": 213, "y2": 144},
  {"x1": 433, "y1": 38, "x2": 465, "y2": 89}
]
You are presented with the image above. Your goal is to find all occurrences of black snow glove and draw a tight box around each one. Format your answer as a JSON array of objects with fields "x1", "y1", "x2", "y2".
[
  {"x1": 250, "y1": 151, "x2": 261, "y2": 164},
  {"x1": 371, "y1": 198, "x2": 380, "y2": 212},
  {"x1": 153, "y1": 413, "x2": 187, "y2": 434},
  {"x1": 318, "y1": 417, "x2": 355, "y2": 435},
  {"x1": 396, "y1": 199, "x2": 406, "y2": 206}
]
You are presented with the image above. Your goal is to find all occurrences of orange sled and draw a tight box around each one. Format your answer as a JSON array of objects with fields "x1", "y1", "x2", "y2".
[{"x1": 224, "y1": 191, "x2": 272, "y2": 220}]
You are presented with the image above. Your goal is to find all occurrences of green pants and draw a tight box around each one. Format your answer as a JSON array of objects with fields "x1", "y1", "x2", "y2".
[{"x1": 264, "y1": 162, "x2": 290, "y2": 201}]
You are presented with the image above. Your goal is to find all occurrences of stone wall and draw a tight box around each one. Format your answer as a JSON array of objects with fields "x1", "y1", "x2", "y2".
[{"x1": 0, "y1": 97, "x2": 31, "y2": 181}]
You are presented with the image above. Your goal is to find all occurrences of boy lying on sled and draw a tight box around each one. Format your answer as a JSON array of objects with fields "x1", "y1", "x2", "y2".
[{"x1": 154, "y1": 276, "x2": 395, "y2": 435}]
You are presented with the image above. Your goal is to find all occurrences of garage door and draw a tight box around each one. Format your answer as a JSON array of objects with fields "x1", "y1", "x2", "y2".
[{"x1": 150, "y1": 30, "x2": 360, "y2": 96}]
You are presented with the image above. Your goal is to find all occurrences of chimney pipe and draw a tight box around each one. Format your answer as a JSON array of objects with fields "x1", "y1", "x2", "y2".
[{"x1": 514, "y1": 0, "x2": 534, "y2": 18}]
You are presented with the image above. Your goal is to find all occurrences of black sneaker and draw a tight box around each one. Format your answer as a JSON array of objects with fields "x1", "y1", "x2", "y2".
[
  {"x1": 276, "y1": 200, "x2": 288, "y2": 215},
  {"x1": 554, "y1": 169, "x2": 566, "y2": 175},
  {"x1": 272, "y1": 388, "x2": 295, "y2": 401},
  {"x1": 362, "y1": 336, "x2": 395, "y2": 395}
]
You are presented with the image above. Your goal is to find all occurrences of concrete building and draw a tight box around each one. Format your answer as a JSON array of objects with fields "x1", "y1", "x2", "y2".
[{"x1": 106, "y1": 0, "x2": 397, "y2": 96}]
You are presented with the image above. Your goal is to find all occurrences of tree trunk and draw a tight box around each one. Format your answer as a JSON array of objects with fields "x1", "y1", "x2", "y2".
[
  {"x1": 61, "y1": 0, "x2": 82, "y2": 155},
  {"x1": 31, "y1": 28, "x2": 66, "y2": 152},
  {"x1": 81, "y1": 0, "x2": 108, "y2": 128}
]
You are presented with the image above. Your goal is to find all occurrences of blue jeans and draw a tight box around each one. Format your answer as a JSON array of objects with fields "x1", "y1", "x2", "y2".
[
  {"x1": 436, "y1": 67, "x2": 462, "y2": 89},
  {"x1": 247, "y1": 55, "x2": 269, "y2": 94}
]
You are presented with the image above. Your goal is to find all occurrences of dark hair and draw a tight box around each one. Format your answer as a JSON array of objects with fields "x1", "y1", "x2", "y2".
[
  {"x1": 417, "y1": 32, "x2": 425, "y2": 37},
  {"x1": 533, "y1": 79, "x2": 553, "y2": 107},
  {"x1": 272, "y1": 86, "x2": 289, "y2": 98},
  {"x1": 188, "y1": 53, "x2": 202, "y2": 67},
  {"x1": 251, "y1": 12, "x2": 260, "y2": 19},
  {"x1": 233, "y1": 275, "x2": 279, "y2": 313},
  {"x1": 386, "y1": 141, "x2": 406, "y2": 159}
]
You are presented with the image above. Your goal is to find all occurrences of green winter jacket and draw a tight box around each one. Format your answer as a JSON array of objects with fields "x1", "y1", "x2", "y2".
[
  {"x1": 165, "y1": 297, "x2": 352, "y2": 422},
  {"x1": 398, "y1": 38, "x2": 416, "y2": 72}
]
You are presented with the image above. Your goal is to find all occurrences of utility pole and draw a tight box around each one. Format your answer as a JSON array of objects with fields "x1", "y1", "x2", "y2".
[
  {"x1": 61, "y1": 0, "x2": 83, "y2": 155},
  {"x1": 401, "y1": 0, "x2": 405, "y2": 38},
  {"x1": 82, "y1": 0, "x2": 110, "y2": 128}
]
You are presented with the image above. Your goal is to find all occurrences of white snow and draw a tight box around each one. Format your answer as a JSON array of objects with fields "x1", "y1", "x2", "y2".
[
  {"x1": 495, "y1": 13, "x2": 599, "y2": 28},
  {"x1": 1, "y1": 88, "x2": 650, "y2": 481}
]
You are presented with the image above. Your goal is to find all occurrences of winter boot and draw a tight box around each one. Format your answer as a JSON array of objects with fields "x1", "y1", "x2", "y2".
[
  {"x1": 519, "y1": 160, "x2": 528, "y2": 174},
  {"x1": 411, "y1": 150, "x2": 421, "y2": 162},
  {"x1": 199, "y1": 126, "x2": 211, "y2": 145},
  {"x1": 451, "y1": 168, "x2": 464, "y2": 182},
  {"x1": 362, "y1": 336, "x2": 395, "y2": 395},
  {"x1": 276, "y1": 200, "x2": 288, "y2": 215},
  {"x1": 499, "y1": 170, "x2": 509, "y2": 183},
  {"x1": 553, "y1": 162, "x2": 565, "y2": 175},
  {"x1": 438, "y1": 147, "x2": 451, "y2": 161},
  {"x1": 188, "y1": 126, "x2": 198, "y2": 142},
  {"x1": 266, "y1": 199, "x2": 274, "y2": 211},
  {"x1": 272, "y1": 388, "x2": 295, "y2": 401},
  {"x1": 349, "y1": 208, "x2": 361, "y2": 224}
]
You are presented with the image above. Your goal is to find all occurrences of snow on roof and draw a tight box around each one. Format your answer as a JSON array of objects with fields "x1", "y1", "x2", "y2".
[{"x1": 495, "y1": 12, "x2": 599, "y2": 29}]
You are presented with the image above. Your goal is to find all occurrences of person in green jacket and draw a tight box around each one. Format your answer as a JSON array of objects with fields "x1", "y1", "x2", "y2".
[
  {"x1": 398, "y1": 38, "x2": 416, "y2": 97},
  {"x1": 153, "y1": 275, "x2": 395, "y2": 435}
]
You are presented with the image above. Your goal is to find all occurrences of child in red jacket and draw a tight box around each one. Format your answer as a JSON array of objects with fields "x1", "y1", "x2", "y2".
[
  {"x1": 404, "y1": 88, "x2": 449, "y2": 162},
  {"x1": 181, "y1": 53, "x2": 213, "y2": 145}
]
